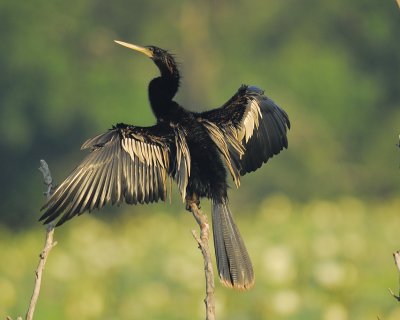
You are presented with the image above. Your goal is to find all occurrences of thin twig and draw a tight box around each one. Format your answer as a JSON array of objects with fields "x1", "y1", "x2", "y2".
[
  {"x1": 389, "y1": 251, "x2": 400, "y2": 301},
  {"x1": 187, "y1": 200, "x2": 216, "y2": 320},
  {"x1": 397, "y1": 135, "x2": 400, "y2": 169},
  {"x1": 25, "y1": 160, "x2": 57, "y2": 320},
  {"x1": 6, "y1": 316, "x2": 22, "y2": 320},
  {"x1": 396, "y1": 0, "x2": 400, "y2": 9}
]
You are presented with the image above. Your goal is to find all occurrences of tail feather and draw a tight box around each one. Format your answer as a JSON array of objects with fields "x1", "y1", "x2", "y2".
[{"x1": 212, "y1": 200, "x2": 254, "y2": 290}]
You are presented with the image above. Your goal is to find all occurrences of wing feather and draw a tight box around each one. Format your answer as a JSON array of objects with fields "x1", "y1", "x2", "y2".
[
  {"x1": 40, "y1": 123, "x2": 175, "y2": 226},
  {"x1": 200, "y1": 85, "x2": 290, "y2": 179}
]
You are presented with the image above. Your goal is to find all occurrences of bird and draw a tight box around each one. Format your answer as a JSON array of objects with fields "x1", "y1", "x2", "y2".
[{"x1": 40, "y1": 40, "x2": 290, "y2": 290}]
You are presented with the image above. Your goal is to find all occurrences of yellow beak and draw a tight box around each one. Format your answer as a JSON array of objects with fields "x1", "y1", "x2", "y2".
[{"x1": 114, "y1": 40, "x2": 153, "y2": 58}]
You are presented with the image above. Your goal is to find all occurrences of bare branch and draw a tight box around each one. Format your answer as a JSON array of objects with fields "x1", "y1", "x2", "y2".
[
  {"x1": 187, "y1": 200, "x2": 216, "y2": 320},
  {"x1": 24, "y1": 160, "x2": 57, "y2": 320},
  {"x1": 38, "y1": 160, "x2": 53, "y2": 198},
  {"x1": 389, "y1": 251, "x2": 400, "y2": 301},
  {"x1": 397, "y1": 135, "x2": 400, "y2": 169},
  {"x1": 396, "y1": 0, "x2": 400, "y2": 9}
]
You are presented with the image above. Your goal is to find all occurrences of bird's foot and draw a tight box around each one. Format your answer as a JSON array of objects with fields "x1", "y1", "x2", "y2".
[{"x1": 186, "y1": 195, "x2": 200, "y2": 211}]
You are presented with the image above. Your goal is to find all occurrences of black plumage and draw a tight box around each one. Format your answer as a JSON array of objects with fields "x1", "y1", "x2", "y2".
[{"x1": 40, "y1": 41, "x2": 290, "y2": 290}]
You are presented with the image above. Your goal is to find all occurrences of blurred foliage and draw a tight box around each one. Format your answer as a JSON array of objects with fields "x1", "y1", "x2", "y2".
[
  {"x1": 3, "y1": 195, "x2": 400, "y2": 319},
  {"x1": 1, "y1": 0, "x2": 400, "y2": 318},
  {"x1": 0, "y1": 0, "x2": 399, "y2": 226}
]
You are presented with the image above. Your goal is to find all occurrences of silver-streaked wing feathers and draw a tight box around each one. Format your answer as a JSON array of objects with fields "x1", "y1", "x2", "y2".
[
  {"x1": 40, "y1": 124, "x2": 174, "y2": 226},
  {"x1": 200, "y1": 85, "x2": 290, "y2": 182}
]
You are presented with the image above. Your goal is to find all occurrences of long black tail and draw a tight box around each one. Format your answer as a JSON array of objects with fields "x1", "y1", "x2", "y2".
[{"x1": 212, "y1": 200, "x2": 254, "y2": 290}]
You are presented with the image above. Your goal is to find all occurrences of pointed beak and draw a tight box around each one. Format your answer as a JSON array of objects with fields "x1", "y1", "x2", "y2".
[{"x1": 114, "y1": 40, "x2": 153, "y2": 58}]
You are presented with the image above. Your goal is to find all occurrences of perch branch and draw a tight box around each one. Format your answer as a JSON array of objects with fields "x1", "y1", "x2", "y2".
[
  {"x1": 389, "y1": 251, "x2": 400, "y2": 301},
  {"x1": 187, "y1": 200, "x2": 216, "y2": 320},
  {"x1": 25, "y1": 160, "x2": 57, "y2": 320},
  {"x1": 397, "y1": 0, "x2": 400, "y2": 9}
]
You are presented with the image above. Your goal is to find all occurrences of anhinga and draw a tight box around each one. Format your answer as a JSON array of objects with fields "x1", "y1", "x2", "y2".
[{"x1": 40, "y1": 40, "x2": 290, "y2": 290}]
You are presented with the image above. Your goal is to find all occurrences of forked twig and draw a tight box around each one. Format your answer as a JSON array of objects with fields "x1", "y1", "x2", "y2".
[
  {"x1": 187, "y1": 200, "x2": 216, "y2": 320},
  {"x1": 24, "y1": 160, "x2": 57, "y2": 320},
  {"x1": 7, "y1": 160, "x2": 57, "y2": 320}
]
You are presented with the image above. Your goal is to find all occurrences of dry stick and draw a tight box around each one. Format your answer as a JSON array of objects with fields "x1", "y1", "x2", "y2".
[
  {"x1": 389, "y1": 251, "x2": 400, "y2": 301},
  {"x1": 25, "y1": 160, "x2": 58, "y2": 320},
  {"x1": 397, "y1": 135, "x2": 400, "y2": 169},
  {"x1": 188, "y1": 200, "x2": 216, "y2": 320},
  {"x1": 397, "y1": 0, "x2": 400, "y2": 9}
]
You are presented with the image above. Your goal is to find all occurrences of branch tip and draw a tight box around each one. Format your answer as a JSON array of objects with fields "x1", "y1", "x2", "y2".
[{"x1": 24, "y1": 160, "x2": 57, "y2": 320}]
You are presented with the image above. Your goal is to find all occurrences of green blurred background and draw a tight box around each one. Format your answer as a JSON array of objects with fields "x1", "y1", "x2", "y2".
[{"x1": 1, "y1": 0, "x2": 400, "y2": 319}]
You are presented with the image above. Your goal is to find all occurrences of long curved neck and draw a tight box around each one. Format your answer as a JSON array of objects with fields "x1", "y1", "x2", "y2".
[{"x1": 149, "y1": 61, "x2": 181, "y2": 121}]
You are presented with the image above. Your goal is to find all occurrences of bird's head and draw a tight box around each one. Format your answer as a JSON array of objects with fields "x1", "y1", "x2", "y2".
[{"x1": 114, "y1": 40, "x2": 178, "y2": 78}]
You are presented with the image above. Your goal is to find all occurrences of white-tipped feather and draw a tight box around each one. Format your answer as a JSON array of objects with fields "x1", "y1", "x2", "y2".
[{"x1": 40, "y1": 125, "x2": 180, "y2": 225}]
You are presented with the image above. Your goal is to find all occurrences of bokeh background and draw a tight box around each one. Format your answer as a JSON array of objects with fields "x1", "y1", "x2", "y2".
[{"x1": 1, "y1": 0, "x2": 400, "y2": 319}]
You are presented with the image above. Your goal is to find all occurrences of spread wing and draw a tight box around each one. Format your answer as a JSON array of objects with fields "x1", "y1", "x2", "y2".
[
  {"x1": 40, "y1": 123, "x2": 184, "y2": 226},
  {"x1": 200, "y1": 85, "x2": 290, "y2": 185}
]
